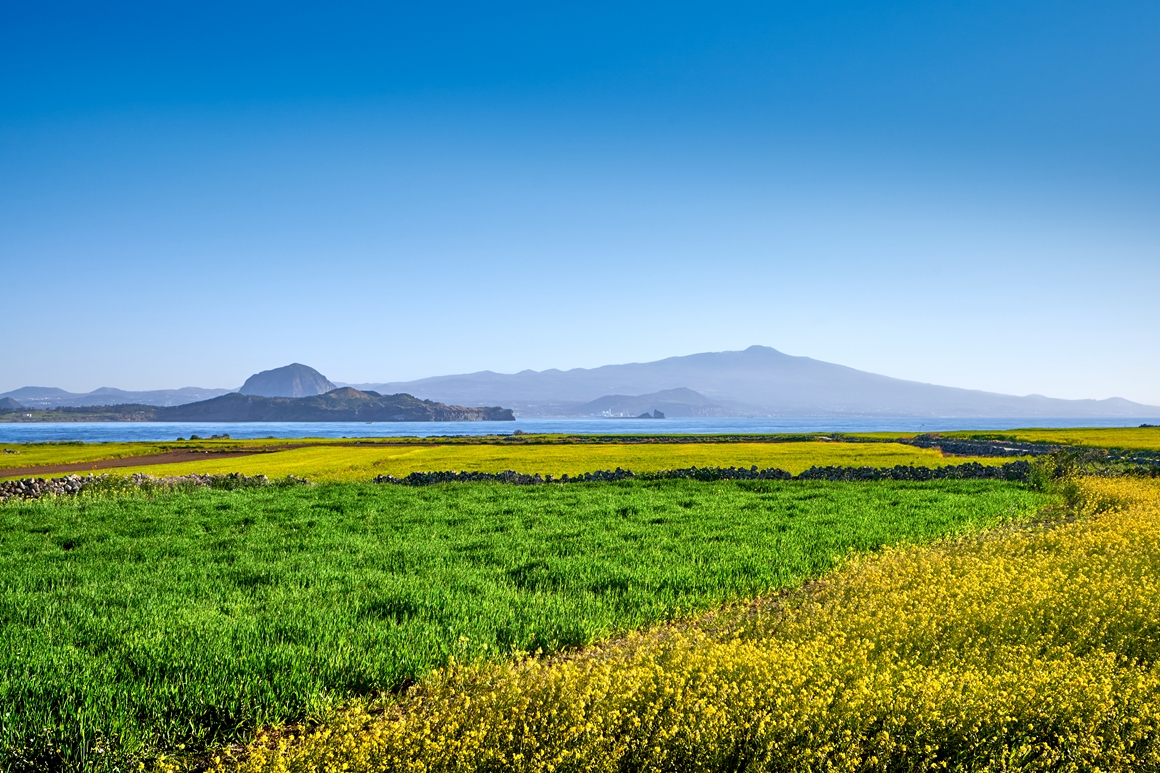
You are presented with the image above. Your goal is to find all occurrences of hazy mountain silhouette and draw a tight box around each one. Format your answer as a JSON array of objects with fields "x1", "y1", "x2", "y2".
[
  {"x1": 573, "y1": 388, "x2": 743, "y2": 418},
  {"x1": 1, "y1": 363, "x2": 336, "y2": 408},
  {"x1": 7, "y1": 347, "x2": 1157, "y2": 419},
  {"x1": 0, "y1": 385, "x2": 232, "y2": 409},
  {"x1": 351, "y1": 345, "x2": 1159, "y2": 418}
]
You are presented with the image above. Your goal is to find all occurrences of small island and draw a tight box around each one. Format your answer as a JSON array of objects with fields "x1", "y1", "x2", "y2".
[{"x1": 0, "y1": 388, "x2": 514, "y2": 422}]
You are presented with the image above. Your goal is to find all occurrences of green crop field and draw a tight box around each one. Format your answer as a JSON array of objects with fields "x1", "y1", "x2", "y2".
[
  {"x1": 0, "y1": 479, "x2": 1045, "y2": 768},
  {"x1": 94, "y1": 440, "x2": 1004, "y2": 482}
]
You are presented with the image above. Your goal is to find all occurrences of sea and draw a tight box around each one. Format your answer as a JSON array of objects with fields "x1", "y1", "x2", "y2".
[{"x1": 2, "y1": 417, "x2": 1157, "y2": 444}]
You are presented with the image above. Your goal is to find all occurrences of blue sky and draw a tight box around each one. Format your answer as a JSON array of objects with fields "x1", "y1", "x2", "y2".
[{"x1": 3, "y1": 2, "x2": 1158, "y2": 404}]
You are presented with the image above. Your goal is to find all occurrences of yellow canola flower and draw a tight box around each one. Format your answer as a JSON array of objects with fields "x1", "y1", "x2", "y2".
[{"x1": 215, "y1": 477, "x2": 1160, "y2": 773}]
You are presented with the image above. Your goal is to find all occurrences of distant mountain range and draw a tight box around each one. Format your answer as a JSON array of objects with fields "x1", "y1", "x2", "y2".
[
  {"x1": 573, "y1": 388, "x2": 741, "y2": 418},
  {"x1": 347, "y1": 345, "x2": 1159, "y2": 419},
  {"x1": 5, "y1": 346, "x2": 1158, "y2": 419},
  {"x1": 0, "y1": 364, "x2": 338, "y2": 409},
  {"x1": 0, "y1": 385, "x2": 234, "y2": 409}
]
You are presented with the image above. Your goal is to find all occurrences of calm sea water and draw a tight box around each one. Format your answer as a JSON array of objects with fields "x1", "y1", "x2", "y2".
[{"x1": 2, "y1": 417, "x2": 1157, "y2": 443}]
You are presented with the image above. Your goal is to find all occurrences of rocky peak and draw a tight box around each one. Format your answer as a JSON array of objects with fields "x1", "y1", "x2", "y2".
[{"x1": 238, "y1": 364, "x2": 337, "y2": 398}]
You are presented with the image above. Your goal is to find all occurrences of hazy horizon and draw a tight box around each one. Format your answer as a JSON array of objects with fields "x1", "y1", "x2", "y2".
[
  {"x1": 4, "y1": 345, "x2": 1158, "y2": 410},
  {"x1": 3, "y1": 3, "x2": 1158, "y2": 403}
]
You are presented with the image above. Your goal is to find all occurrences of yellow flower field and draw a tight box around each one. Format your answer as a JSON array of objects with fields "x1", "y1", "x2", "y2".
[
  {"x1": 214, "y1": 476, "x2": 1160, "y2": 773},
  {"x1": 948, "y1": 425, "x2": 1160, "y2": 451},
  {"x1": 0, "y1": 441, "x2": 174, "y2": 469},
  {"x1": 116, "y1": 441, "x2": 1004, "y2": 482}
]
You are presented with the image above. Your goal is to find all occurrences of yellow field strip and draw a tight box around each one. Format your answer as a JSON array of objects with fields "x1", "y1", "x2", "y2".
[
  {"x1": 948, "y1": 426, "x2": 1160, "y2": 451},
  {"x1": 6, "y1": 426, "x2": 1153, "y2": 479},
  {"x1": 105, "y1": 442, "x2": 1007, "y2": 482},
  {"x1": 0, "y1": 442, "x2": 179, "y2": 469}
]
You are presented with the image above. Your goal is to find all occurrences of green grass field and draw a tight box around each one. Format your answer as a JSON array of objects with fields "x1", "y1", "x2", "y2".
[
  {"x1": 0, "y1": 479, "x2": 1045, "y2": 767},
  {"x1": 77, "y1": 440, "x2": 1005, "y2": 482}
]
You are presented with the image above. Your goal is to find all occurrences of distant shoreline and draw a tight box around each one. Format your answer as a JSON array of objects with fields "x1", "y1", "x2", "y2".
[
  {"x1": 0, "y1": 415, "x2": 512, "y2": 423},
  {"x1": 0, "y1": 388, "x2": 514, "y2": 423}
]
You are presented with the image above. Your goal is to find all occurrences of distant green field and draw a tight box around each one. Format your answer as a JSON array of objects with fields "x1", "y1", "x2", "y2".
[
  {"x1": 0, "y1": 479, "x2": 1045, "y2": 767},
  {"x1": 100, "y1": 441, "x2": 1007, "y2": 482}
]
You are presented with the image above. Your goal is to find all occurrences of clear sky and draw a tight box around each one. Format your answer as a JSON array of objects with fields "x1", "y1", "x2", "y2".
[{"x1": 3, "y1": 2, "x2": 1158, "y2": 404}]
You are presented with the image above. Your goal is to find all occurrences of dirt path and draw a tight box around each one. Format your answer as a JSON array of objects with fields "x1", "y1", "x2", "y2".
[{"x1": 0, "y1": 448, "x2": 285, "y2": 478}]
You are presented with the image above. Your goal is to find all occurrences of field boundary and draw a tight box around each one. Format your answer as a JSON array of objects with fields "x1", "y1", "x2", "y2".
[{"x1": 375, "y1": 460, "x2": 1034, "y2": 485}]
